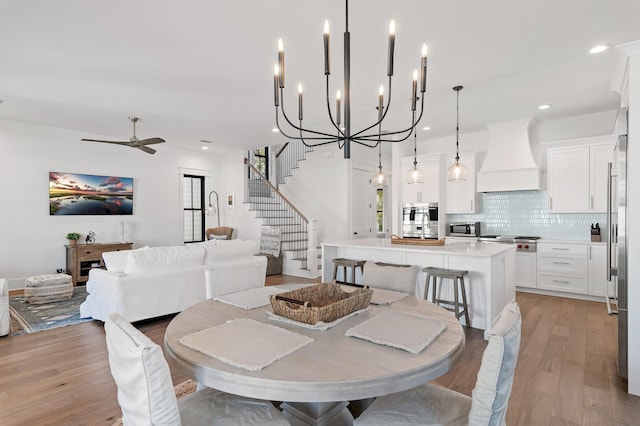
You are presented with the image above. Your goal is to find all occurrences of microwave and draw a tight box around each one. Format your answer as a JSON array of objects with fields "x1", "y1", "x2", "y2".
[{"x1": 449, "y1": 222, "x2": 481, "y2": 237}]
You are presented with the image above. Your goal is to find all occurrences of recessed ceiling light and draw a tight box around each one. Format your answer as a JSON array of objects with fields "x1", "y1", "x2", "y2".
[
  {"x1": 201, "y1": 146, "x2": 209, "y2": 150},
  {"x1": 422, "y1": 126, "x2": 431, "y2": 131},
  {"x1": 589, "y1": 44, "x2": 609, "y2": 54},
  {"x1": 272, "y1": 127, "x2": 279, "y2": 133},
  {"x1": 538, "y1": 104, "x2": 551, "y2": 110}
]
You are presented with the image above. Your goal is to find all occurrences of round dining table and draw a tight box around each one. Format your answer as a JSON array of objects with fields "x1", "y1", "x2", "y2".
[{"x1": 164, "y1": 284, "x2": 465, "y2": 426}]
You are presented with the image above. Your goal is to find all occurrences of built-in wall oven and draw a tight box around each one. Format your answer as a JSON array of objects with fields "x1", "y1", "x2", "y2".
[{"x1": 402, "y1": 203, "x2": 438, "y2": 239}]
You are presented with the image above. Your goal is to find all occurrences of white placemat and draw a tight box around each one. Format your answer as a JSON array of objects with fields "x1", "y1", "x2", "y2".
[
  {"x1": 179, "y1": 318, "x2": 313, "y2": 371},
  {"x1": 267, "y1": 307, "x2": 369, "y2": 330},
  {"x1": 214, "y1": 286, "x2": 286, "y2": 310},
  {"x1": 338, "y1": 285, "x2": 409, "y2": 305},
  {"x1": 370, "y1": 288, "x2": 410, "y2": 305},
  {"x1": 345, "y1": 310, "x2": 447, "y2": 354}
]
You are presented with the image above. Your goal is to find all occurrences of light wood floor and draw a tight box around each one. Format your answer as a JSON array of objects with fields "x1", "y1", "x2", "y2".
[{"x1": 1, "y1": 276, "x2": 639, "y2": 425}]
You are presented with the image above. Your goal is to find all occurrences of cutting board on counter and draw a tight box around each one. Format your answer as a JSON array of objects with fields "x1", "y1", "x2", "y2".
[{"x1": 390, "y1": 235, "x2": 446, "y2": 246}]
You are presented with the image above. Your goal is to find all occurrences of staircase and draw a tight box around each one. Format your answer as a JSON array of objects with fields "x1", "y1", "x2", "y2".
[{"x1": 244, "y1": 154, "x2": 320, "y2": 277}]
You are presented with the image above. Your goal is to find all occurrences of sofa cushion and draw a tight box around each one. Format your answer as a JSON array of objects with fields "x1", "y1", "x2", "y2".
[
  {"x1": 124, "y1": 245, "x2": 205, "y2": 274},
  {"x1": 103, "y1": 246, "x2": 150, "y2": 273},
  {"x1": 204, "y1": 239, "x2": 256, "y2": 264}
]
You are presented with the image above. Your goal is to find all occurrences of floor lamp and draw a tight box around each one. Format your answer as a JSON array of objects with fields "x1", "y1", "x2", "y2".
[{"x1": 207, "y1": 190, "x2": 220, "y2": 228}]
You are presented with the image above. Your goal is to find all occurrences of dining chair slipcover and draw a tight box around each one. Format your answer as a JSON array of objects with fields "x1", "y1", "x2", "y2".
[
  {"x1": 354, "y1": 302, "x2": 521, "y2": 426},
  {"x1": 104, "y1": 313, "x2": 289, "y2": 426},
  {"x1": 0, "y1": 279, "x2": 10, "y2": 336},
  {"x1": 204, "y1": 255, "x2": 267, "y2": 300},
  {"x1": 361, "y1": 261, "x2": 419, "y2": 294}
]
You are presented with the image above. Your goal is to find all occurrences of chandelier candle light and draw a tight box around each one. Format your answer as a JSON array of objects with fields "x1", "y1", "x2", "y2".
[
  {"x1": 448, "y1": 85, "x2": 467, "y2": 181},
  {"x1": 272, "y1": 0, "x2": 429, "y2": 159}
]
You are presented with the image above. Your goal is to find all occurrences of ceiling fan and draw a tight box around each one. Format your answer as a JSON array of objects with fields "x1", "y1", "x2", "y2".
[{"x1": 81, "y1": 116, "x2": 165, "y2": 155}]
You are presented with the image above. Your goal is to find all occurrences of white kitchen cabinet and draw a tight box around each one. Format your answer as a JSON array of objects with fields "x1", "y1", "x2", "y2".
[
  {"x1": 547, "y1": 143, "x2": 613, "y2": 212},
  {"x1": 589, "y1": 144, "x2": 613, "y2": 212},
  {"x1": 401, "y1": 155, "x2": 441, "y2": 204},
  {"x1": 515, "y1": 252, "x2": 537, "y2": 288},
  {"x1": 547, "y1": 146, "x2": 590, "y2": 211},
  {"x1": 588, "y1": 244, "x2": 607, "y2": 297},
  {"x1": 445, "y1": 153, "x2": 477, "y2": 213},
  {"x1": 537, "y1": 242, "x2": 588, "y2": 294}
]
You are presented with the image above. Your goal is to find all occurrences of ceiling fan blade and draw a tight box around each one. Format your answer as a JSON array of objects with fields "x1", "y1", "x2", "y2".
[
  {"x1": 138, "y1": 137, "x2": 166, "y2": 145},
  {"x1": 81, "y1": 138, "x2": 130, "y2": 145},
  {"x1": 137, "y1": 145, "x2": 156, "y2": 155}
]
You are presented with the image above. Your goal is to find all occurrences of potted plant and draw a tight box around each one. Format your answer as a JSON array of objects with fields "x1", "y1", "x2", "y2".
[{"x1": 66, "y1": 232, "x2": 81, "y2": 245}]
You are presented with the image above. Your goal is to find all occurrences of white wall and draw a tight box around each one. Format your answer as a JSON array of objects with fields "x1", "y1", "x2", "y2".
[
  {"x1": 278, "y1": 144, "x2": 351, "y2": 242},
  {"x1": 0, "y1": 119, "x2": 220, "y2": 289}
]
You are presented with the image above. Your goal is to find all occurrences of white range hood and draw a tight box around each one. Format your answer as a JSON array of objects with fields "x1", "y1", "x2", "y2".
[{"x1": 477, "y1": 117, "x2": 544, "y2": 192}]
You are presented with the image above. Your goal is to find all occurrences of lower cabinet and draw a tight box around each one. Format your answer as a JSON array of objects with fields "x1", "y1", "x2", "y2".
[
  {"x1": 536, "y1": 243, "x2": 587, "y2": 294},
  {"x1": 515, "y1": 252, "x2": 537, "y2": 288},
  {"x1": 532, "y1": 242, "x2": 606, "y2": 298},
  {"x1": 588, "y1": 244, "x2": 607, "y2": 297}
]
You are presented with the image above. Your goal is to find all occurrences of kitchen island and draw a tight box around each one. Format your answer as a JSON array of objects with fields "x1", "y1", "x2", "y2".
[{"x1": 322, "y1": 238, "x2": 516, "y2": 338}]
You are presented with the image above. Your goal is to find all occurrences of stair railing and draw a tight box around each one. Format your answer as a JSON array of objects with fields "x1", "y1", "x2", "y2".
[
  {"x1": 243, "y1": 158, "x2": 318, "y2": 272},
  {"x1": 274, "y1": 141, "x2": 314, "y2": 187}
]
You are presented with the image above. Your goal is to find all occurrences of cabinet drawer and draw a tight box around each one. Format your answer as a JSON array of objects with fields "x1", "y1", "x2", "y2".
[
  {"x1": 537, "y1": 272, "x2": 587, "y2": 294},
  {"x1": 76, "y1": 247, "x2": 105, "y2": 259},
  {"x1": 537, "y1": 244, "x2": 587, "y2": 258},
  {"x1": 537, "y1": 256, "x2": 587, "y2": 274}
]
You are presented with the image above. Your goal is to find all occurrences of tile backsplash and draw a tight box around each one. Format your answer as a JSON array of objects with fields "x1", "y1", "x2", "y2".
[{"x1": 447, "y1": 191, "x2": 606, "y2": 241}]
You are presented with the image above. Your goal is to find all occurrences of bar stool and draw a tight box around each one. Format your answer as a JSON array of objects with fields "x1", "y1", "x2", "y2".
[
  {"x1": 423, "y1": 267, "x2": 471, "y2": 327},
  {"x1": 332, "y1": 258, "x2": 366, "y2": 285}
]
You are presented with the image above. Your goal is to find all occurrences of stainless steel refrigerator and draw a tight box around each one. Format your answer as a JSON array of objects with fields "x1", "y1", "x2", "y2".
[{"x1": 607, "y1": 107, "x2": 628, "y2": 379}]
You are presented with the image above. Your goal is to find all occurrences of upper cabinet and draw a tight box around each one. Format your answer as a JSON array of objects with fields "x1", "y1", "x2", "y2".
[
  {"x1": 547, "y1": 143, "x2": 612, "y2": 212},
  {"x1": 401, "y1": 154, "x2": 441, "y2": 204},
  {"x1": 445, "y1": 153, "x2": 477, "y2": 213}
]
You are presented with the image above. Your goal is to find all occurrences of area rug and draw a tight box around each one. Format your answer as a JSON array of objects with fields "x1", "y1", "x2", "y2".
[{"x1": 9, "y1": 286, "x2": 92, "y2": 334}]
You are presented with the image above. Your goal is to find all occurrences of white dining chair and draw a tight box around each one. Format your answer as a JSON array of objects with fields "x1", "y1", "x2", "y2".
[
  {"x1": 204, "y1": 255, "x2": 268, "y2": 300},
  {"x1": 361, "y1": 261, "x2": 419, "y2": 294},
  {"x1": 353, "y1": 302, "x2": 521, "y2": 426},
  {"x1": 0, "y1": 278, "x2": 10, "y2": 336},
  {"x1": 104, "y1": 313, "x2": 289, "y2": 425}
]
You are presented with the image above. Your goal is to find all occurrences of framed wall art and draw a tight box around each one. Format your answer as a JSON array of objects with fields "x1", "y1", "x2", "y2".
[{"x1": 49, "y1": 171, "x2": 133, "y2": 215}]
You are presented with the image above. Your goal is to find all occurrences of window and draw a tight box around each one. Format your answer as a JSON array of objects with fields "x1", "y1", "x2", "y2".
[
  {"x1": 183, "y1": 175, "x2": 205, "y2": 243},
  {"x1": 376, "y1": 188, "x2": 384, "y2": 234},
  {"x1": 251, "y1": 147, "x2": 269, "y2": 179}
]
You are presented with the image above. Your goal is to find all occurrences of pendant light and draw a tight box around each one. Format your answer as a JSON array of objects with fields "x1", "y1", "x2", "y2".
[
  {"x1": 448, "y1": 85, "x2": 468, "y2": 181},
  {"x1": 372, "y1": 143, "x2": 388, "y2": 187},
  {"x1": 406, "y1": 128, "x2": 424, "y2": 184}
]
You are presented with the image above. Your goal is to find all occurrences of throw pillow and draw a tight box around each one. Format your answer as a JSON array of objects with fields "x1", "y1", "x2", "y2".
[
  {"x1": 209, "y1": 234, "x2": 228, "y2": 240},
  {"x1": 259, "y1": 227, "x2": 281, "y2": 257},
  {"x1": 124, "y1": 245, "x2": 205, "y2": 274}
]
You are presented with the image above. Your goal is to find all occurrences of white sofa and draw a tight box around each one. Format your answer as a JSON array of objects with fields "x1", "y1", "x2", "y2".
[{"x1": 79, "y1": 239, "x2": 267, "y2": 323}]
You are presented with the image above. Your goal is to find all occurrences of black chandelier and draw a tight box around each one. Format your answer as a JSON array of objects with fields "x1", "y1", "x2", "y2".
[{"x1": 272, "y1": 0, "x2": 429, "y2": 159}]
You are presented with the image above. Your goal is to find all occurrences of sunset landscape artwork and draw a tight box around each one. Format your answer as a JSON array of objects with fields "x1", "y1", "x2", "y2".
[{"x1": 49, "y1": 172, "x2": 133, "y2": 215}]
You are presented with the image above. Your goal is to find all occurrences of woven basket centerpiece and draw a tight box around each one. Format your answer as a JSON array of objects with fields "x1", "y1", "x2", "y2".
[{"x1": 270, "y1": 283, "x2": 372, "y2": 325}]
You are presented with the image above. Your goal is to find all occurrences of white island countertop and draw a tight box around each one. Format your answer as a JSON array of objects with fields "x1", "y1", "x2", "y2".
[
  {"x1": 322, "y1": 238, "x2": 515, "y2": 258},
  {"x1": 321, "y1": 238, "x2": 516, "y2": 338}
]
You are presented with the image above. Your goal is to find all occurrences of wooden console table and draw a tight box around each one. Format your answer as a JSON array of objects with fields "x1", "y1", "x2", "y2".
[{"x1": 65, "y1": 242, "x2": 132, "y2": 285}]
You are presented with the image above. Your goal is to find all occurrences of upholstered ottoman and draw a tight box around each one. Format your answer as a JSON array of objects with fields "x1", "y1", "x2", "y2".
[{"x1": 25, "y1": 273, "x2": 73, "y2": 304}]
